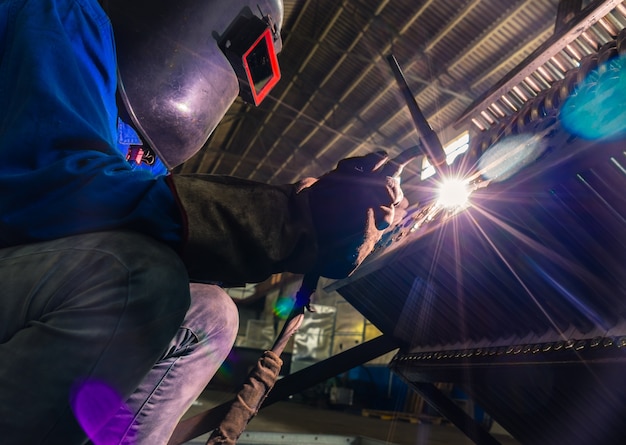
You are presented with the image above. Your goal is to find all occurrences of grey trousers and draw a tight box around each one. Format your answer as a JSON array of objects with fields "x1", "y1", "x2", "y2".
[{"x1": 0, "y1": 231, "x2": 239, "y2": 444}]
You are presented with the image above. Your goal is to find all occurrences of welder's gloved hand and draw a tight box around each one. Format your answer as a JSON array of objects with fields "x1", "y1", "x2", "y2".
[{"x1": 300, "y1": 151, "x2": 405, "y2": 279}]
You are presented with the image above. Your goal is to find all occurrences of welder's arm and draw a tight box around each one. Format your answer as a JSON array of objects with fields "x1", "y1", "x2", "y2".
[
  {"x1": 168, "y1": 151, "x2": 404, "y2": 284},
  {"x1": 168, "y1": 175, "x2": 318, "y2": 284}
]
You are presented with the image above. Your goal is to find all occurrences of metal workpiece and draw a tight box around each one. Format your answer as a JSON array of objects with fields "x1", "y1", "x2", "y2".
[{"x1": 457, "y1": 0, "x2": 626, "y2": 130}]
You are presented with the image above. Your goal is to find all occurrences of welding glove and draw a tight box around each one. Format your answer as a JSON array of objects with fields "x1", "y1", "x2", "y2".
[
  {"x1": 298, "y1": 151, "x2": 405, "y2": 279},
  {"x1": 168, "y1": 151, "x2": 404, "y2": 284},
  {"x1": 168, "y1": 174, "x2": 317, "y2": 284}
]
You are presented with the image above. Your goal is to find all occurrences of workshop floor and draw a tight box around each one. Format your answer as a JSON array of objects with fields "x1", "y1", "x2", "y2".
[{"x1": 181, "y1": 389, "x2": 521, "y2": 445}]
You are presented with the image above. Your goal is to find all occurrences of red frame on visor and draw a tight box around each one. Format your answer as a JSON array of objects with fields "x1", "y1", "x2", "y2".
[
  {"x1": 219, "y1": 15, "x2": 282, "y2": 106},
  {"x1": 241, "y1": 28, "x2": 281, "y2": 105}
]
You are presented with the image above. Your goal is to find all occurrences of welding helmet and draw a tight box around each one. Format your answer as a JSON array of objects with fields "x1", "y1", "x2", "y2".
[{"x1": 103, "y1": 0, "x2": 284, "y2": 168}]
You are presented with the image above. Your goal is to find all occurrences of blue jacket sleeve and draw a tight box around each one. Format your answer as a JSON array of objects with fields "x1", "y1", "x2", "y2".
[
  {"x1": 0, "y1": 0, "x2": 183, "y2": 249},
  {"x1": 0, "y1": 149, "x2": 183, "y2": 249},
  {"x1": 0, "y1": 0, "x2": 319, "y2": 284}
]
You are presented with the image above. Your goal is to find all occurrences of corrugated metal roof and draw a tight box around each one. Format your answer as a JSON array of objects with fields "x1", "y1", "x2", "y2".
[{"x1": 177, "y1": 0, "x2": 624, "y2": 187}]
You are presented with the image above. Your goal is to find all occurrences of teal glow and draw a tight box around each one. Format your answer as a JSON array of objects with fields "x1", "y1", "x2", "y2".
[
  {"x1": 273, "y1": 296, "x2": 294, "y2": 319},
  {"x1": 561, "y1": 55, "x2": 626, "y2": 140}
]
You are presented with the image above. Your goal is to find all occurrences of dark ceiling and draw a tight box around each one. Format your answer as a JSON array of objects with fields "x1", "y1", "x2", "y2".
[{"x1": 176, "y1": 0, "x2": 567, "y2": 184}]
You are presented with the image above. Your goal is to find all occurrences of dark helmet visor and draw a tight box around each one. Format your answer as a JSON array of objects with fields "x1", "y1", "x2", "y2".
[{"x1": 104, "y1": 0, "x2": 284, "y2": 168}]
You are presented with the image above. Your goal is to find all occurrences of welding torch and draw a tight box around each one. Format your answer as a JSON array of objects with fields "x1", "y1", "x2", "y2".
[
  {"x1": 386, "y1": 54, "x2": 448, "y2": 178},
  {"x1": 277, "y1": 55, "x2": 449, "y2": 351},
  {"x1": 380, "y1": 143, "x2": 422, "y2": 179}
]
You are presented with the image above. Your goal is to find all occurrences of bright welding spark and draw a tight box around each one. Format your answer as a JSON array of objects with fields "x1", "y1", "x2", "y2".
[{"x1": 437, "y1": 178, "x2": 471, "y2": 209}]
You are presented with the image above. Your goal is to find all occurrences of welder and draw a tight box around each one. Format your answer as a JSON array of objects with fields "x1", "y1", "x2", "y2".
[{"x1": 0, "y1": 0, "x2": 404, "y2": 443}]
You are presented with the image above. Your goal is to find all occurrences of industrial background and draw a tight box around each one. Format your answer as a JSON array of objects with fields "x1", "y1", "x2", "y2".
[
  {"x1": 174, "y1": 1, "x2": 626, "y2": 444},
  {"x1": 176, "y1": 0, "x2": 595, "y2": 183}
]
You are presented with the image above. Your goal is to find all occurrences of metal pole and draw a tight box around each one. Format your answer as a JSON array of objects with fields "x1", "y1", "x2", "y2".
[
  {"x1": 411, "y1": 382, "x2": 503, "y2": 445},
  {"x1": 386, "y1": 54, "x2": 448, "y2": 177}
]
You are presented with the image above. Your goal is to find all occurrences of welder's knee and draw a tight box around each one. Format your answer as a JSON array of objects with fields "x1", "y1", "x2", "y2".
[
  {"x1": 0, "y1": 231, "x2": 192, "y2": 443},
  {"x1": 152, "y1": 283, "x2": 238, "y2": 395},
  {"x1": 187, "y1": 283, "x2": 239, "y2": 354}
]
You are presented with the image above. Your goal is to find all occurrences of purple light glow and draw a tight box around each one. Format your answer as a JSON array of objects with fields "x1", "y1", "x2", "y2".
[{"x1": 70, "y1": 379, "x2": 135, "y2": 445}]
